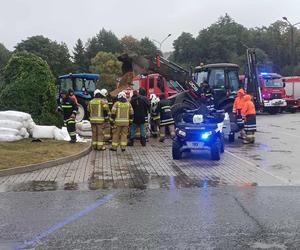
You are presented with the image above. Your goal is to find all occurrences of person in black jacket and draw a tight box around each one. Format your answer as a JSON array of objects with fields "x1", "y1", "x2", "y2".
[
  {"x1": 199, "y1": 80, "x2": 214, "y2": 109},
  {"x1": 128, "y1": 88, "x2": 149, "y2": 146},
  {"x1": 157, "y1": 94, "x2": 175, "y2": 142},
  {"x1": 58, "y1": 90, "x2": 78, "y2": 143}
]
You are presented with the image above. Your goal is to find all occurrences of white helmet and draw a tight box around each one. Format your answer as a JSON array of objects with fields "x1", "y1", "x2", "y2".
[
  {"x1": 94, "y1": 89, "x2": 101, "y2": 96},
  {"x1": 118, "y1": 91, "x2": 127, "y2": 100},
  {"x1": 150, "y1": 94, "x2": 157, "y2": 100},
  {"x1": 151, "y1": 96, "x2": 160, "y2": 106},
  {"x1": 100, "y1": 88, "x2": 108, "y2": 97}
]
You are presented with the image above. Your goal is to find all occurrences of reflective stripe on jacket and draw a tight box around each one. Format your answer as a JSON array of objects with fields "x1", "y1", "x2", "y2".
[
  {"x1": 158, "y1": 99, "x2": 174, "y2": 126},
  {"x1": 88, "y1": 98, "x2": 109, "y2": 123},
  {"x1": 111, "y1": 101, "x2": 134, "y2": 126}
]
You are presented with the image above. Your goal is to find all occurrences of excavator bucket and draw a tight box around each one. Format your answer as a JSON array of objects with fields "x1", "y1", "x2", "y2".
[{"x1": 110, "y1": 53, "x2": 151, "y2": 96}]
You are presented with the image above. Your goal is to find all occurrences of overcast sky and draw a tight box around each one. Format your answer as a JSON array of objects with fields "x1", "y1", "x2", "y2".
[{"x1": 0, "y1": 0, "x2": 299, "y2": 52}]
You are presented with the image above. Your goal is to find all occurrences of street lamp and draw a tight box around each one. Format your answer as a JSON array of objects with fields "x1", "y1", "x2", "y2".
[
  {"x1": 153, "y1": 34, "x2": 172, "y2": 51},
  {"x1": 282, "y1": 17, "x2": 300, "y2": 67}
]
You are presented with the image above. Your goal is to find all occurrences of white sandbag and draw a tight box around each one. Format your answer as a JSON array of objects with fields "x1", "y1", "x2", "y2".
[
  {"x1": 0, "y1": 134, "x2": 23, "y2": 142},
  {"x1": 76, "y1": 120, "x2": 91, "y2": 131},
  {"x1": 53, "y1": 128, "x2": 65, "y2": 141},
  {"x1": 61, "y1": 127, "x2": 71, "y2": 141},
  {"x1": 0, "y1": 127, "x2": 20, "y2": 136},
  {"x1": 23, "y1": 119, "x2": 36, "y2": 130},
  {"x1": 77, "y1": 130, "x2": 92, "y2": 137},
  {"x1": 19, "y1": 128, "x2": 30, "y2": 138},
  {"x1": 0, "y1": 120, "x2": 23, "y2": 130},
  {"x1": 0, "y1": 111, "x2": 31, "y2": 122},
  {"x1": 31, "y1": 125, "x2": 56, "y2": 139}
]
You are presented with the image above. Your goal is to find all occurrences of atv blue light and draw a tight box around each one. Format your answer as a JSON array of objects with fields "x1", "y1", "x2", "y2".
[{"x1": 201, "y1": 131, "x2": 212, "y2": 140}]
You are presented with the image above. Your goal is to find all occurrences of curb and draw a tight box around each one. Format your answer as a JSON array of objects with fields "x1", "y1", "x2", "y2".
[{"x1": 0, "y1": 143, "x2": 92, "y2": 177}]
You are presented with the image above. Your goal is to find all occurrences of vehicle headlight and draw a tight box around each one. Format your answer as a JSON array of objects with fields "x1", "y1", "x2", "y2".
[
  {"x1": 201, "y1": 131, "x2": 212, "y2": 140},
  {"x1": 176, "y1": 129, "x2": 186, "y2": 137}
]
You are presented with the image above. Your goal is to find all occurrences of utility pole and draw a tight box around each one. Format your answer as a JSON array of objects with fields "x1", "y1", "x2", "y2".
[
  {"x1": 282, "y1": 17, "x2": 300, "y2": 68},
  {"x1": 153, "y1": 34, "x2": 172, "y2": 52}
]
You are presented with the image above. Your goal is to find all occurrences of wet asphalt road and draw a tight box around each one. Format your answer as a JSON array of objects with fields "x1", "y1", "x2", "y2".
[
  {"x1": 1, "y1": 188, "x2": 300, "y2": 250},
  {"x1": 1, "y1": 113, "x2": 300, "y2": 249}
]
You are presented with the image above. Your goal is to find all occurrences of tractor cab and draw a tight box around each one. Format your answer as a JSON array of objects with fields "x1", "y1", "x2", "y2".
[
  {"x1": 194, "y1": 63, "x2": 240, "y2": 111},
  {"x1": 57, "y1": 73, "x2": 100, "y2": 121}
]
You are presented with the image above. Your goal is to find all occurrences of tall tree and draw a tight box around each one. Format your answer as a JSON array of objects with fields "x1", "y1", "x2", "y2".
[
  {"x1": 89, "y1": 51, "x2": 122, "y2": 91},
  {"x1": 73, "y1": 39, "x2": 88, "y2": 72},
  {"x1": 0, "y1": 43, "x2": 10, "y2": 69},
  {"x1": 140, "y1": 37, "x2": 159, "y2": 57},
  {"x1": 0, "y1": 43, "x2": 10, "y2": 87},
  {"x1": 173, "y1": 32, "x2": 198, "y2": 66},
  {"x1": 15, "y1": 35, "x2": 73, "y2": 76},
  {"x1": 0, "y1": 51, "x2": 60, "y2": 125},
  {"x1": 120, "y1": 35, "x2": 140, "y2": 53},
  {"x1": 86, "y1": 29, "x2": 122, "y2": 62}
]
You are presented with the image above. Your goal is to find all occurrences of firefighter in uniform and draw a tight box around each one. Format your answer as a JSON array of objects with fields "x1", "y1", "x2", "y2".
[
  {"x1": 241, "y1": 94, "x2": 256, "y2": 144},
  {"x1": 88, "y1": 89, "x2": 110, "y2": 150},
  {"x1": 233, "y1": 87, "x2": 246, "y2": 139},
  {"x1": 157, "y1": 94, "x2": 175, "y2": 142},
  {"x1": 58, "y1": 90, "x2": 78, "y2": 143},
  {"x1": 99, "y1": 89, "x2": 112, "y2": 142},
  {"x1": 199, "y1": 80, "x2": 214, "y2": 110},
  {"x1": 110, "y1": 91, "x2": 134, "y2": 152},
  {"x1": 150, "y1": 95, "x2": 160, "y2": 138}
]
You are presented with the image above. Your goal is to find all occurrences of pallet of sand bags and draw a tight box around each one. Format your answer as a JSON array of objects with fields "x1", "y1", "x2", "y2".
[
  {"x1": 76, "y1": 120, "x2": 91, "y2": 131},
  {"x1": 0, "y1": 127, "x2": 23, "y2": 141}
]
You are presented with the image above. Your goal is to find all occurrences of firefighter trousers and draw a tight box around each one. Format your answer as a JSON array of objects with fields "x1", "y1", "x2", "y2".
[
  {"x1": 91, "y1": 123, "x2": 105, "y2": 150},
  {"x1": 65, "y1": 118, "x2": 76, "y2": 142},
  {"x1": 159, "y1": 124, "x2": 175, "y2": 141},
  {"x1": 112, "y1": 125, "x2": 129, "y2": 150},
  {"x1": 150, "y1": 119, "x2": 160, "y2": 137},
  {"x1": 103, "y1": 122, "x2": 111, "y2": 141}
]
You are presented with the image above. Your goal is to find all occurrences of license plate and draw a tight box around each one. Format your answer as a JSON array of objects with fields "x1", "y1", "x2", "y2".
[{"x1": 187, "y1": 141, "x2": 204, "y2": 149}]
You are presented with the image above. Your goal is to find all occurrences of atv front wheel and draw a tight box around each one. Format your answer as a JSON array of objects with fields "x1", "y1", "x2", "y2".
[
  {"x1": 172, "y1": 139, "x2": 182, "y2": 160},
  {"x1": 210, "y1": 138, "x2": 221, "y2": 161}
]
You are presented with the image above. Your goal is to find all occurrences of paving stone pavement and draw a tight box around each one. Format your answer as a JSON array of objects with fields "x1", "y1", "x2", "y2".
[{"x1": 0, "y1": 138, "x2": 284, "y2": 192}]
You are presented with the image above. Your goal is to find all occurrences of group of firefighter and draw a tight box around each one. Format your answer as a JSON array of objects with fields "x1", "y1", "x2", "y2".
[
  {"x1": 59, "y1": 80, "x2": 256, "y2": 149},
  {"x1": 59, "y1": 87, "x2": 175, "y2": 152}
]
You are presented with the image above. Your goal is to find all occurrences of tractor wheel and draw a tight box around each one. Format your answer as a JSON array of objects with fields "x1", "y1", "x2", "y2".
[
  {"x1": 76, "y1": 99, "x2": 88, "y2": 122},
  {"x1": 172, "y1": 139, "x2": 182, "y2": 160}
]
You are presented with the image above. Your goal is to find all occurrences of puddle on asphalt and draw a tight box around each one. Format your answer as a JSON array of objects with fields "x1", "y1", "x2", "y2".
[{"x1": 7, "y1": 181, "x2": 58, "y2": 192}]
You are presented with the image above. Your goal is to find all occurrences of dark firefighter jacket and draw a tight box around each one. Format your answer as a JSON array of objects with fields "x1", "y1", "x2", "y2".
[
  {"x1": 59, "y1": 97, "x2": 78, "y2": 120},
  {"x1": 130, "y1": 94, "x2": 150, "y2": 125},
  {"x1": 157, "y1": 99, "x2": 174, "y2": 126}
]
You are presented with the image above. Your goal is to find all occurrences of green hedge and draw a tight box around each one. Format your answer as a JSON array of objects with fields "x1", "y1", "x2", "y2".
[{"x1": 0, "y1": 51, "x2": 62, "y2": 126}]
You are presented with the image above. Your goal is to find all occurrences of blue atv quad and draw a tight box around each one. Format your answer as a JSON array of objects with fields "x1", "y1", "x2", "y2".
[{"x1": 172, "y1": 106, "x2": 225, "y2": 161}]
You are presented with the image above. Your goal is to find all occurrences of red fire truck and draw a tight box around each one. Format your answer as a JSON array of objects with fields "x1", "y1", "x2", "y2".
[{"x1": 282, "y1": 76, "x2": 300, "y2": 113}]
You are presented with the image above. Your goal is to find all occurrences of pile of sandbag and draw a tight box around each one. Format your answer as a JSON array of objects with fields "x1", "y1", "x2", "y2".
[
  {"x1": 76, "y1": 120, "x2": 92, "y2": 137},
  {"x1": 31, "y1": 125, "x2": 67, "y2": 141},
  {"x1": 0, "y1": 111, "x2": 34, "y2": 142}
]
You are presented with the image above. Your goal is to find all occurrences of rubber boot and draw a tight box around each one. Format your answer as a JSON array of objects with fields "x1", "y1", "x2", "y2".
[
  {"x1": 128, "y1": 139, "x2": 134, "y2": 146},
  {"x1": 140, "y1": 137, "x2": 146, "y2": 146}
]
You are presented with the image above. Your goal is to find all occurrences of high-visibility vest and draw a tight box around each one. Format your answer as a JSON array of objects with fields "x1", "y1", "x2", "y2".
[
  {"x1": 111, "y1": 101, "x2": 134, "y2": 126},
  {"x1": 88, "y1": 98, "x2": 109, "y2": 123}
]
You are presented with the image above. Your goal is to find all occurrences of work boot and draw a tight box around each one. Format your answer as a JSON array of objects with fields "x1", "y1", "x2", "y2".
[
  {"x1": 110, "y1": 148, "x2": 117, "y2": 152},
  {"x1": 98, "y1": 146, "x2": 106, "y2": 151},
  {"x1": 121, "y1": 148, "x2": 126, "y2": 152},
  {"x1": 159, "y1": 138, "x2": 165, "y2": 143},
  {"x1": 140, "y1": 137, "x2": 146, "y2": 146},
  {"x1": 69, "y1": 139, "x2": 77, "y2": 144},
  {"x1": 128, "y1": 139, "x2": 134, "y2": 146}
]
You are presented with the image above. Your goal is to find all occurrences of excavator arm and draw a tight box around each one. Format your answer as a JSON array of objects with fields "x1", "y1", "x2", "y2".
[
  {"x1": 110, "y1": 53, "x2": 199, "y2": 96},
  {"x1": 245, "y1": 48, "x2": 264, "y2": 108}
]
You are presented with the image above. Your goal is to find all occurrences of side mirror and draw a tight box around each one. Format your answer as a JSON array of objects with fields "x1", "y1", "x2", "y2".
[{"x1": 282, "y1": 81, "x2": 286, "y2": 88}]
